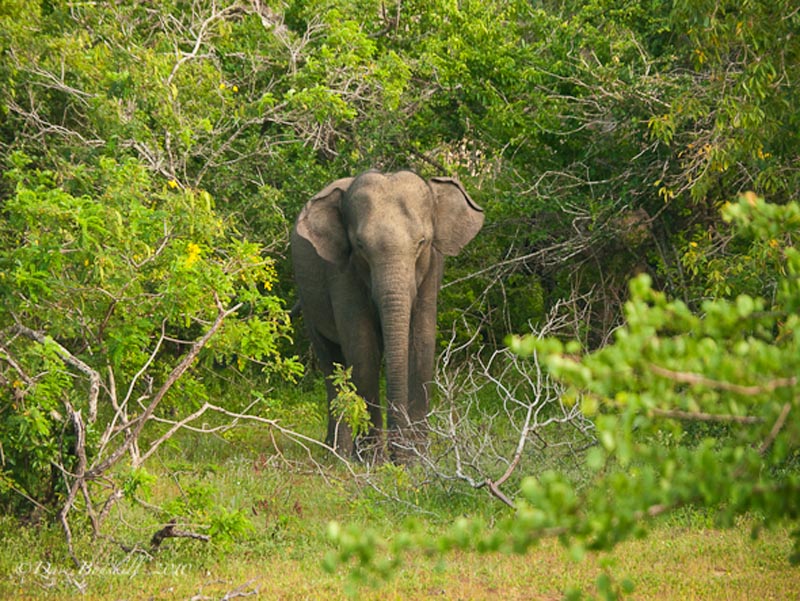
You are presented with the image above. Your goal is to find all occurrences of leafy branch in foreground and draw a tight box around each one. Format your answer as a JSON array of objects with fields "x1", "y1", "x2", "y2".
[
  {"x1": 329, "y1": 363, "x2": 371, "y2": 446},
  {"x1": 324, "y1": 194, "x2": 800, "y2": 597}
]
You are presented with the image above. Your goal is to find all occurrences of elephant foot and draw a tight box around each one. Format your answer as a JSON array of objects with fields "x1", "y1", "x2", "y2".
[
  {"x1": 354, "y1": 435, "x2": 386, "y2": 465},
  {"x1": 325, "y1": 429, "x2": 385, "y2": 464},
  {"x1": 387, "y1": 427, "x2": 428, "y2": 465},
  {"x1": 326, "y1": 421, "x2": 355, "y2": 458},
  {"x1": 325, "y1": 424, "x2": 429, "y2": 464}
]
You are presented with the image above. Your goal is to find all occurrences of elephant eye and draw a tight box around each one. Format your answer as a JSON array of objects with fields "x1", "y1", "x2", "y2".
[{"x1": 417, "y1": 236, "x2": 426, "y2": 247}]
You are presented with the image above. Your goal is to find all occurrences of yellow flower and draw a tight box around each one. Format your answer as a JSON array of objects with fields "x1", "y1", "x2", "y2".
[
  {"x1": 232, "y1": 85, "x2": 239, "y2": 93},
  {"x1": 185, "y1": 242, "x2": 201, "y2": 268},
  {"x1": 168, "y1": 179, "x2": 179, "y2": 189},
  {"x1": 219, "y1": 82, "x2": 226, "y2": 90}
]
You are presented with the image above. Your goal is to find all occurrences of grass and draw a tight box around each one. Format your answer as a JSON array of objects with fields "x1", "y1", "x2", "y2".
[
  {"x1": 1, "y1": 520, "x2": 795, "y2": 599},
  {"x1": 1, "y1": 424, "x2": 797, "y2": 600}
]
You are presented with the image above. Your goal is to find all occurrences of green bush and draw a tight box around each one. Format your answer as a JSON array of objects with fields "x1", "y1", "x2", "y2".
[{"x1": 0, "y1": 154, "x2": 300, "y2": 519}]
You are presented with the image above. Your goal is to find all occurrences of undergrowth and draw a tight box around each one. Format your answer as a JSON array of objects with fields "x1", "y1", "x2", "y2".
[{"x1": 0, "y1": 383, "x2": 796, "y2": 600}]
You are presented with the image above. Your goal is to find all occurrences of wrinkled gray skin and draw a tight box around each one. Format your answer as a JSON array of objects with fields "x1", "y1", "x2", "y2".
[{"x1": 291, "y1": 171, "x2": 484, "y2": 459}]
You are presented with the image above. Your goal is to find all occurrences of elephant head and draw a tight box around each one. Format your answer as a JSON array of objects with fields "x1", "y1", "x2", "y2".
[{"x1": 292, "y1": 170, "x2": 483, "y2": 458}]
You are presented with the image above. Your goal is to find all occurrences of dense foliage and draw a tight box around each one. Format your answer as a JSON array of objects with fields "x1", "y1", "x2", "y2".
[
  {"x1": 1, "y1": 0, "x2": 798, "y2": 589},
  {"x1": 0, "y1": 151, "x2": 299, "y2": 514}
]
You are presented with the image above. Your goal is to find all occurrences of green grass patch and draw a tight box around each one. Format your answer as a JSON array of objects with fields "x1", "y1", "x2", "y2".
[{"x1": 0, "y1": 421, "x2": 796, "y2": 599}]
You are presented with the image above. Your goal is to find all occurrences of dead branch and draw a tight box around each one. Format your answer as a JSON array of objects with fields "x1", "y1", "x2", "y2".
[
  {"x1": 484, "y1": 479, "x2": 516, "y2": 508},
  {"x1": 89, "y1": 296, "x2": 241, "y2": 478},
  {"x1": 150, "y1": 519, "x2": 210, "y2": 552},
  {"x1": 362, "y1": 296, "x2": 595, "y2": 509},
  {"x1": 221, "y1": 580, "x2": 261, "y2": 600},
  {"x1": 190, "y1": 579, "x2": 261, "y2": 601},
  {"x1": 166, "y1": 4, "x2": 245, "y2": 85},
  {"x1": 650, "y1": 407, "x2": 762, "y2": 424},
  {"x1": 43, "y1": 295, "x2": 256, "y2": 562},
  {"x1": 8, "y1": 323, "x2": 101, "y2": 422},
  {"x1": 186, "y1": 402, "x2": 360, "y2": 480},
  {"x1": 759, "y1": 402, "x2": 792, "y2": 456},
  {"x1": 136, "y1": 402, "x2": 216, "y2": 466},
  {"x1": 5, "y1": 285, "x2": 364, "y2": 562},
  {"x1": 57, "y1": 402, "x2": 88, "y2": 567},
  {"x1": 650, "y1": 363, "x2": 798, "y2": 396},
  {"x1": 0, "y1": 340, "x2": 35, "y2": 388}
]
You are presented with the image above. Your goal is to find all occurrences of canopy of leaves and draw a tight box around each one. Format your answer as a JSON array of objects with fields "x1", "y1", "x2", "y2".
[{"x1": 3, "y1": 0, "x2": 799, "y2": 322}]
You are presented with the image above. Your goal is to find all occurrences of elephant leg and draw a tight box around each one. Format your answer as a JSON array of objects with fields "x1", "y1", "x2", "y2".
[
  {"x1": 345, "y1": 346, "x2": 382, "y2": 461},
  {"x1": 324, "y1": 272, "x2": 384, "y2": 459},
  {"x1": 337, "y1": 317, "x2": 382, "y2": 461},
  {"x1": 307, "y1": 329, "x2": 355, "y2": 455}
]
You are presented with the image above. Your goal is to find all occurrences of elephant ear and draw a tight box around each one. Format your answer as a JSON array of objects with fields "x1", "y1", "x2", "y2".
[
  {"x1": 429, "y1": 177, "x2": 485, "y2": 256},
  {"x1": 295, "y1": 177, "x2": 354, "y2": 266}
]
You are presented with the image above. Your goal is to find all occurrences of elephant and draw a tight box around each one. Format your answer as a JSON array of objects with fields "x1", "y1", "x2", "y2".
[{"x1": 290, "y1": 170, "x2": 484, "y2": 460}]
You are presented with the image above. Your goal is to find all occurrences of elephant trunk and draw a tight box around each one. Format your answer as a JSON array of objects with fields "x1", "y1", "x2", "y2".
[
  {"x1": 379, "y1": 294, "x2": 411, "y2": 426},
  {"x1": 374, "y1": 272, "x2": 415, "y2": 456}
]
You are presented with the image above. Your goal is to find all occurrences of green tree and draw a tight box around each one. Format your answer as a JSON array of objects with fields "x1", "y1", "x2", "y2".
[{"x1": 0, "y1": 152, "x2": 300, "y2": 558}]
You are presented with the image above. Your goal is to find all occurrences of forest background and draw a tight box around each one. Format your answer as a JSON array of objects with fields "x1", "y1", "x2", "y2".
[{"x1": 0, "y1": 0, "x2": 799, "y2": 598}]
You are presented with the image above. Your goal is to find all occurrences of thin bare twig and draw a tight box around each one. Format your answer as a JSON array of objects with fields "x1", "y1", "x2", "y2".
[
  {"x1": 759, "y1": 403, "x2": 792, "y2": 456},
  {"x1": 650, "y1": 407, "x2": 762, "y2": 425},
  {"x1": 650, "y1": 364, "x2": 797, "y2": 396}
]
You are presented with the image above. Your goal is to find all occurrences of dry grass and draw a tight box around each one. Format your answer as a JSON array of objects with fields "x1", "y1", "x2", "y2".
[{"x1": 2, "y1": 521, "x2": 795, "y2": 600}]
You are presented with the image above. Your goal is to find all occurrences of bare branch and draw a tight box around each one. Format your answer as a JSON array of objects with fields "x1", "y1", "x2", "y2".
[
  {"x1": 650, "y1": 364, "x2": 798, "y2": 396},
  {"x1": 0, "y1": 340, "x2": 34, "y2": 387},
  {"x1": 189, "y1": 402, "x2": 360, "y2": 479},
  {"x1": 759, "y1": 403, "x2": 792, "y2": 456},
  {"x1": 150, "y1": 519, "x2": 210, "y2": 552},
  {"x1": 8, "y1": 324, "x2": 100, "y2": 422},
  {"x1": 57, "y1": 401, "x2": 89, "y2": 567},
  {"x1": 136, "y1": 401, "x2": 215, "y2": 466},
  {"x1": 363, "y1": 297, "x2": 595, "y2": 508},
  {"x1": 89, "y1": 296, "x2": 242, "y2": 477},
  {"x1": 221, "y1": 580, "x2": 261, "y2": 600},
  {"x1": 650, "y1": 407, "x2": 762, "y2": 425},
  {"x1": 166, "y1": 4, "x2": 245, "y2": 85},
  {"x1": 485, "y1": 480, "x2": 516, "y2": 508}
]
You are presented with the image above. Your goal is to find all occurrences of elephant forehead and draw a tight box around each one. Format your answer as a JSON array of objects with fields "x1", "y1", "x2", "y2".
[
  {"x1": 350, "y1": 172, "x2": 430, "y2": 205},
  {"x1": 359, "y1": 199, "x2": 429, "y2": 234},
  {"x1": 347, "y1": 192, "x2": 428, "y2": 228}
]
